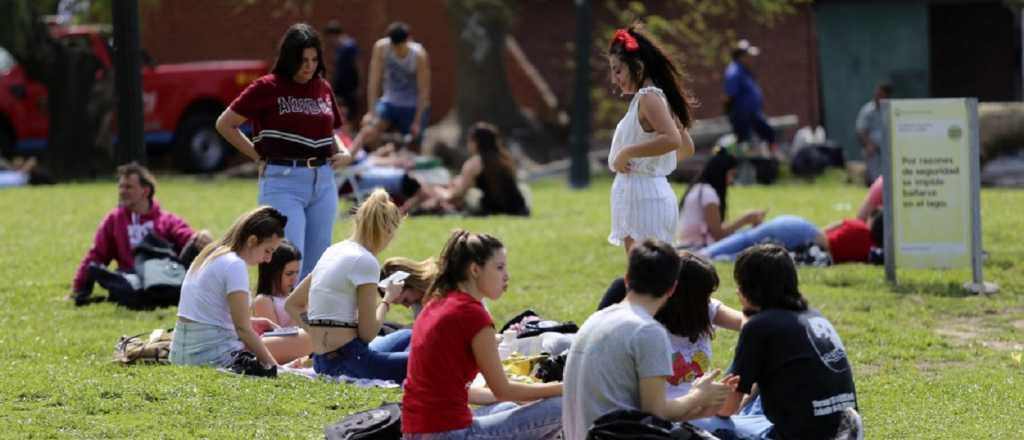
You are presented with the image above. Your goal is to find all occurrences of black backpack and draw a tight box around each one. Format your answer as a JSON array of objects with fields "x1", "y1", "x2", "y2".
[
  {"x1": 324, "y1": 402, "x2": 401, "y2": 440},
  {"x1": 587, "y1": 410, "x2": 718, "y2": 440},
  {"x1": 499, "y1": 309, "x2": 579, "y2": 338}
]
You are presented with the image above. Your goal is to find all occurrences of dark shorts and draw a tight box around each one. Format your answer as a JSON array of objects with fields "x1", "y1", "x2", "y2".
[{"x1": 375, "y1": 101, "x2": 429, "y2": 136}]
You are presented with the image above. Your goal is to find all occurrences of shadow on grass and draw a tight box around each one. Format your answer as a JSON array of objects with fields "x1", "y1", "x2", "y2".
[{"x1": 887, "y1": 280, "x2": 976, "y2": 298}]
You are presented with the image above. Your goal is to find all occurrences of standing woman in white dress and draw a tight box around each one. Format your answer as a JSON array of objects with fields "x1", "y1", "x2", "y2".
[{"x1": 607, "y1": 24, "x2": 696, "y2": 254}]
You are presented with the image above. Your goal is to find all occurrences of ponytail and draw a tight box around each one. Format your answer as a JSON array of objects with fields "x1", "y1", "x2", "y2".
[
  {"x1": 428, "y1": 229, "x2": 504, "y2": 299},
  {"x1": 351, "y1": 188, "x2": 403, "y2": 254}
]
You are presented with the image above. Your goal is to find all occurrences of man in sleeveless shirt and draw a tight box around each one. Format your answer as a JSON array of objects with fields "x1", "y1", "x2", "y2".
[{"x1": 349, "y1": 22, "x2": 431, "y2": 154}]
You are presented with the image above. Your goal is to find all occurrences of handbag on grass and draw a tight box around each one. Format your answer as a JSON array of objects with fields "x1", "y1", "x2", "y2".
[{"x1": 113, "y1": 328, "x2": 173, "y2": 365}]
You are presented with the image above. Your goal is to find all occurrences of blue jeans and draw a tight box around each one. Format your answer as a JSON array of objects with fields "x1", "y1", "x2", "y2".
[
  {"x1": 403, "y1": 397, "x2": 563, "y2": 440},
  {"x1": 690, "y1": 396, "x2": 774, "y2": 440},
  {"x1": 312, "y1": 333, "x2": 410, "y2": 382},
  {"x1": 258, "y1": 163, "x2": 337, "y2": 278},
  {"x1": 370, "y1": 328, "x2": 412, "y2": 352},
  {"x1": 701, "y1": 215, "x2": 821, "y2": 260}
]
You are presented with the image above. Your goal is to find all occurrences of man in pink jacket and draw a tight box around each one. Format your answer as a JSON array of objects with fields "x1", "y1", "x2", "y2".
[{"x1": 68, "y1": 163, "x2": 211, "y2": 304}]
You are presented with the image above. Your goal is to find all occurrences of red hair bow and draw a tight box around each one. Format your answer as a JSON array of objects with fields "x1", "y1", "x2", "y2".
[{"x1": 611, "y1": 29, "x2": 639, "y2": 52}]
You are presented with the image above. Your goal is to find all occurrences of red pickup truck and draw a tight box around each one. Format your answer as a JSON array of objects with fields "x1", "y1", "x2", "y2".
[{"x1": 0, "y1": 25, "x2": 267, "y2": 172}]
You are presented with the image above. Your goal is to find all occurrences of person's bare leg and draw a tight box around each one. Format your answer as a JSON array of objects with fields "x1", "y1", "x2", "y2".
[
  {"x1": 263, "y1": 330, "x2": 313, "y2": 365},
  {"x1": 349, "y1": 115, "x2": 391, "y2": 155},
  {"x1": 623, "y1": 236, "x2": 635, "y2": 256}
]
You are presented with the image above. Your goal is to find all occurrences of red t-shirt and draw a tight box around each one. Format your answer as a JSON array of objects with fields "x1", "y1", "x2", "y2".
[
  {"x1": 402, "y1": 291, "x2": 494, "y2": 433},
  {"x1": 827, "y1": 218, "x2": 872, "y2": 263},
  {"x1": 229, "y1": 74, "x2": 341, "y2": 160}
]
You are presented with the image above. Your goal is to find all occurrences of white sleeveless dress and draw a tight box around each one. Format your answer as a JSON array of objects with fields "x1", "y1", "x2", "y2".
[{"x1": 608, "y1": 86, "x2": 679, "y2": 246}]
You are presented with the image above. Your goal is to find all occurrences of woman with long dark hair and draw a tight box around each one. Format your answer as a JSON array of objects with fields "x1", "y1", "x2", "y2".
[
  {"x1": 253, "y1": 240, "x2": 302, "y2": 327},
  {"x1": 402, "y1": 230, "x2": 562, "y2": 438},
  {"x1": 217, "y1": 23, "x2": 353, "y2": 279},
  {"x1": 444, "y1": 122, "x2": 529, "y2": 216},
  {"x1": 606, "y1": 23, "x2": 696, "y2": 254},
  {"x1": 675, "y1": 148, "x2": 766, "y2": 248}
]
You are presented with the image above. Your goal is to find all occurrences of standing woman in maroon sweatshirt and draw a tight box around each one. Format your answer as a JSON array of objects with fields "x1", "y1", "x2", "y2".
[{"x1": 217, "y1": 23, "x2": 352, "y2": 279}]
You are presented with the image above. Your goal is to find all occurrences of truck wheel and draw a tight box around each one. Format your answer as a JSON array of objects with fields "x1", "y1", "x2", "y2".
[
  {"x1": 0, "y1": 124, "x2": 13, "y2": 159},
  {"x1": 175, "y1": 111, "x2": 227, "y2": 173}
]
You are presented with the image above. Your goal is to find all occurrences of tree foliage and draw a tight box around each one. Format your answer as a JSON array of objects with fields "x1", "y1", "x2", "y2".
[{"x1": 590, "y1": 0, "x2": 810, "y2": 140}]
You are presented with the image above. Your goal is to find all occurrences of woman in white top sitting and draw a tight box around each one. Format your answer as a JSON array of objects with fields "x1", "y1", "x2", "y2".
[
  {"x1": 285, "y1": 189, "x2": 409, "y2": 381},
  {"x1": 675, "y1": 148, "x2": 766, "y2": 249},
  {"x1": 170, "y1": 206, "x2": 309, "y2": 368}
]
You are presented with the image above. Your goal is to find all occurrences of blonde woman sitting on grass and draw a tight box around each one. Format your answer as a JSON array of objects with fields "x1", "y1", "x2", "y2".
[
  {"x1": 169, "y1": 206, "x2": 310, "y2": 369},
  {"x1": 285, "y1": 189, "x2": 410, "y2": 381}
]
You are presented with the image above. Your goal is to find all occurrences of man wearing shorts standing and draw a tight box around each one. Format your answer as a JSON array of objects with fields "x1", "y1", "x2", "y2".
[{"x1": 349, "y1": 22, "x2": 430, "y2": 154}]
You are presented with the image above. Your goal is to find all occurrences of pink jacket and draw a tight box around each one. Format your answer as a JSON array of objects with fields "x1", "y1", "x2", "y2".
[{"x1": 72, "y1": 200, "x2": 194, "y2": 292}]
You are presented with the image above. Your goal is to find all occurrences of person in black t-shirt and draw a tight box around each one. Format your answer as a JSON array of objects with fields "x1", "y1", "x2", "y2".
[{"x1": 703, "y1": 244, "x2": 859, "y2": 440}]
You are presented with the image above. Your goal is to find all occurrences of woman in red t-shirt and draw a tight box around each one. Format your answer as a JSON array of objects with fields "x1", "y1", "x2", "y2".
[
  {"x1": 402, "y1": 230, "x2": 563, "y2": 439},
  {"x1": 217, "y1": 23, "x2": 354, "y2": 280},
  {"x1": 700, "y1": 212, "x2": 884, "y2": 264}
]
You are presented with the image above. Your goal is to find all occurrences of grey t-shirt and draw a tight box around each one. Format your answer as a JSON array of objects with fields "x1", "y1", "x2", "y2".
[
  {"x1": 562, "y1": 302, "x2": 673, "y2": 440},
  {"x1": 855, "y1": 100, "x2": 884, "y2": 152}
]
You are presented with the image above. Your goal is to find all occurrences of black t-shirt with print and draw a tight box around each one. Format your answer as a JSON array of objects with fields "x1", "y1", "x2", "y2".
[{"x1": 731, "y1": 308, "x2": 857, "y2": 440}]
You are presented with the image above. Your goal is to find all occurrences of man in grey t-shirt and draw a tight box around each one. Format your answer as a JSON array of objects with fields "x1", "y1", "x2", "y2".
[
  {"x1": 856, "y1": 83, "x2": 892, "y2": 187},
  {"x1": 562, "y1": 241, "x2": 731, "y2": 439}
]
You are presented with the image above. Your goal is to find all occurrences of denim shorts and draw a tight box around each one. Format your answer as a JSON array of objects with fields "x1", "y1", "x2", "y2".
[{"x1": 169, "y1": 320, "x2": 244, "y2": 368}]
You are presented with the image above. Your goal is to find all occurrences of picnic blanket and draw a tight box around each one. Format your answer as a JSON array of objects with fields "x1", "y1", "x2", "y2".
[{"x1": 278, "y1": 365, "x2": 401, "y2": 389}]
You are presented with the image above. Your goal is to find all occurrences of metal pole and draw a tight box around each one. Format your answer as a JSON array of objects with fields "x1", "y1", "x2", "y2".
[
  {"x1": 569, "y1": 0, "x2": 592, "y2": 188},
  {"x1": 967, "y1": 98, "x2": 983, "y2": 286},
  {"x1": 882, "y1": 99, "x2": 896, "y2": 283},
  {"x1": 112, "y1": 0, "x2": 145, "y2": 165}
]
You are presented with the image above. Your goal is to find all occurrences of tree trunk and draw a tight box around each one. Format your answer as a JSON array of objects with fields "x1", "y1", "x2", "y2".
[
  {"x1": 446, "y1": 0, "x2": 560, "y2": 162},
  {"x1": 44, "y1": 44, "x2": 106, "y2": 180},
  {"x1": 0, "y1": 1, "x2": 111, "y2": 180}
]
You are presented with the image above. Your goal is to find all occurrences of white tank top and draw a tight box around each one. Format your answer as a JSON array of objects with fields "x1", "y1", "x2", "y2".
[
  {"x1": 270, "y1": 296, "x2": 293, "y2": 327},
  {"x1": 607, "y1": 86, "x2": 678, "y2": 177}
]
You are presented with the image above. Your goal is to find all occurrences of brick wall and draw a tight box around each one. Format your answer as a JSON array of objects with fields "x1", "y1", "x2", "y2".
[
  {"x1": 140, "y1": 1, "x2": 820, "y2": 140},
  {"x1": 139, "y1": 0, "x2": 457, "y2": 125},
  {"x1": 513, "y1": 2, "x2": 821, "y2": 128}
]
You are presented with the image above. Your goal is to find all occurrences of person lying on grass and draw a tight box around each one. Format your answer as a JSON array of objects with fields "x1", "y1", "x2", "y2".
[{"x1": 698, "y1": 210, "x2": 884, "y2": 264}]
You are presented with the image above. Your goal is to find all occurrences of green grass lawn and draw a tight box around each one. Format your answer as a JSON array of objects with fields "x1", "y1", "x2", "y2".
[{"x1": 0, "y1": 172, "x2": 1021, "y2": 439}]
